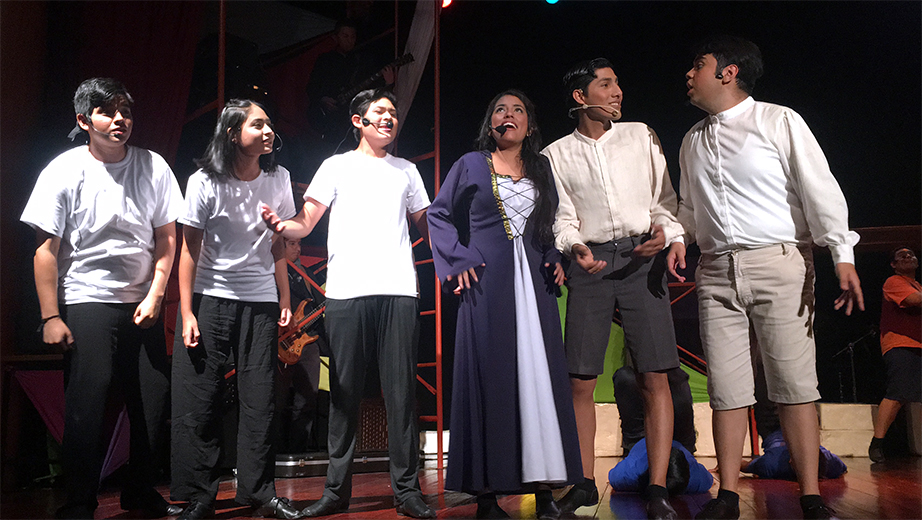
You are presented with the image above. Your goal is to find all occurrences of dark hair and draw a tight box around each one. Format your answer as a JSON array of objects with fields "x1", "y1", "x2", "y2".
[
  {"x1": 475, "y1": 89, "x2": 555, "y2": 246},
  {"x1": 195, "y1": 99, "x2": 277, "y2": 179},
  {"x1": 73, "y1": 77, "x2": 133, "y2": 120},
  {"x1": 563, "y1": 58, "x2": 615, "y2": 110},
  {"x1": 890, "y1": 246, "x2": 916, "y2": 264},
  {"x1": 694, "y1": 36, "x2": 764, "y2": 95},
  {"x1": 349, "y1": 89, "x2": 398, "y2": 141}
]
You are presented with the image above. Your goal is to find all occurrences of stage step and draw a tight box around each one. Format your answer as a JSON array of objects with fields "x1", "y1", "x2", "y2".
[
  {"x1": 817, "y1": 403, "x2": 875, "y2": 457},
  {"x1": 421, "y1": 402, "x2": 914, "y2": 461}
]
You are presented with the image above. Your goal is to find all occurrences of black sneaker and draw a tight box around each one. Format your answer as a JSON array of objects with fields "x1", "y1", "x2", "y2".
[
  {"x1": 556, "y1": 481, "x2": 599, "y2": 513},
  {"x1": 646, "y1": 497, "x2": 678, "y2": 520},
  {"x1": 695, "y1": 498, "x2": 740, "y2": 520},
  {"x1": 803, "y1": 503, "x2": 838, "y2": 519}
]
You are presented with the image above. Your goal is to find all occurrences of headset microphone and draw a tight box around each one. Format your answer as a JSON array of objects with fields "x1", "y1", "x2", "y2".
[
  {"x1": 361, "y1": 117, "x2": 394, "y2": 129},
  {"x1": 567, "y1": 104, "x2": 622, "y2": 120},
  {"x1": 89, "y1": 125, "x2": 119, "y2": 138},
  {"x1": 494, "y1": 125, "x2": 507, "y2": 136}
]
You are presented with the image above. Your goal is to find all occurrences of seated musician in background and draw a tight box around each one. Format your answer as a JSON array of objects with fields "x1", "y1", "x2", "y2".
[{"x1": 276, "y1": 237, "x2": 328, "y2": 454}]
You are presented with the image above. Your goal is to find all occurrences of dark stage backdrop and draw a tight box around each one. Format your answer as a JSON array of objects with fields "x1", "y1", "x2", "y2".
[{"x1": 1, "y1": 0, "x2": 919, "y2": 401}]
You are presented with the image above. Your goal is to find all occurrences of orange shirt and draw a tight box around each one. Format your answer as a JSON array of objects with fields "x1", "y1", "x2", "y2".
[{"x1": 880, "y1": 275, "x2": 922, "y2": 355}]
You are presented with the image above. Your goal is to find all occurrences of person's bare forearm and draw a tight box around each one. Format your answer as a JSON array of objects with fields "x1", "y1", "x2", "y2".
[
  {"x1": 146, "y1": 223, "x2": 177, "y2": 305},
  {"x1": 178, "y1": 227, "x2": 203, "y2": 319},
  {"x1": 34, "y1": 239, "x2": 62, "y2": 319}
]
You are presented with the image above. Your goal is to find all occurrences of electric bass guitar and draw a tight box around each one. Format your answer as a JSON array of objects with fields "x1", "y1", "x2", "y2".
[{"x1": 278, "y1": 300, "x2": 324, "y2": 366}]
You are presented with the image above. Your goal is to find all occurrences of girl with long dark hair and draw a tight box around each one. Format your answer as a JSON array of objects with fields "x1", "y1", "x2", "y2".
[
  {"x1": 428, "y1": 90, "x2": 582, "y2": 519},
  {"x1": 170, "y1": 99, "x2": 301, "y2": 520}
]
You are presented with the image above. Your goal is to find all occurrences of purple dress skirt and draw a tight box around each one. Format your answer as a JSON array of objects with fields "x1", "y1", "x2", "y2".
[{"x1": 428, "y1": 151, "x2": 582, "y2": 495}]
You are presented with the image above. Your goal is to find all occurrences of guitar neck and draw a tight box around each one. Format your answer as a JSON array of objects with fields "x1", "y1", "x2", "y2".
[{"x1": 335, "y1": 54, "x2": 414, "y2": 106}]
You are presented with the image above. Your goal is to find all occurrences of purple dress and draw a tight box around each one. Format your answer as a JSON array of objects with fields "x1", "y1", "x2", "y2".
[{"x1": 428, "y1": 151, "x2": 582, "y2": 495}]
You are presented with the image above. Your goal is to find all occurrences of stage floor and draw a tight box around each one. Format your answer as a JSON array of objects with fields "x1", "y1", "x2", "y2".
[{"x1": 2, "y1": 456, "x2": 920, "y2": 519}]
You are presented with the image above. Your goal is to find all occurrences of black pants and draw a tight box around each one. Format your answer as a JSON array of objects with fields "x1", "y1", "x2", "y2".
[
  {"x1": 60, "y1": 302, "x2": 171, "y2": 512},
  {"x1": 170, "y1": 294, "x2": 279, "y2": 507},
  {"x1": 322, "y1": 296, "x2": 423, "y2": 504},
  {"x1": 612, "y1": 365, "x2": 696, "y2": 454}
]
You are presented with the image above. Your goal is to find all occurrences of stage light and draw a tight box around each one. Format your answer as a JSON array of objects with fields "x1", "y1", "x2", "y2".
[
  {"x1": 546, "y1": 0, "x2": 559, "y2": 4},
  {"x1": 442, "y1": 0, "x2": 452, "y2": 7}
]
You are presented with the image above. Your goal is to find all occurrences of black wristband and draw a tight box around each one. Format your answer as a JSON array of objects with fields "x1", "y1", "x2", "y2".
[{"x1": 37, "y1": 314, "x2": 60, "y2": 333}]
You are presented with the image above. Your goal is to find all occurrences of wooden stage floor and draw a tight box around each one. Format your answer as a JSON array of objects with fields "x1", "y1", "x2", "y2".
[{"x1": 2, "y1": 456, "x2": 920, "y2": 519}]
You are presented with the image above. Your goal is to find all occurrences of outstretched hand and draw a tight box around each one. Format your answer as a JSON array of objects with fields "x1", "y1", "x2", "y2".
[
  {"x1": 834, "y1": 263, "x2": 865, "y2": 315},
  {"x1": 260, "y1": 203, "x2": 285, "y2": 233}
]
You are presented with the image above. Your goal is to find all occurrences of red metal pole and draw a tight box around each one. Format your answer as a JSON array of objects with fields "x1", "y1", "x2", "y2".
[{"x1": 433, "y1": 0, "x2": 444, "y2": 474}]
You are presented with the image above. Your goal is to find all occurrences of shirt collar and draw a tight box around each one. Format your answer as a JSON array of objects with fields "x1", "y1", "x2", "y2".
[
  {"x1": 572, "y1": 123, "x2": 617, "y2": 145},
  {"x1": 712, "y1": 96, "x2": 755, "y2": 122}
]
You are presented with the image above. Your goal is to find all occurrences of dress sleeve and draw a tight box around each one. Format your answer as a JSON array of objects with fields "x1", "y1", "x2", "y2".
[
  {"x1": 427, "y1": 153, "x2": 485, "y2": 290},
  {"x1": 540, "y1": 157, "x2": 563, "y2": 266}
]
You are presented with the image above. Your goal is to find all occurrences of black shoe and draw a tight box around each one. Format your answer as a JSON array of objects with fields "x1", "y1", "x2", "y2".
[
  {"x1": 803, "y1": 503, "x2": 837, "y2": 519},
  {"x1": 476, "y1": 494, "x2": 509, "y2": 520},
  {"x1": 54, "y1": 503, "x2": 95, "y2": 519},
  {"x1": 646, "y1": 497, "x2": 677, "y2": 520},
  {"x1": 396, "y1": 496, "x2": 436, "y2": 519},
  {"x1": 535, "y1": 496, "x2": 561, "y2": 520},
  {"x1": 868, "y1": 436, "x2": 885, "y2": 463},
  {"x1": 556, "y1": 482, "x2": 599, "y2": 513},
  {"x1": 695, "y1": 498, "x2": 740, "y2": 520},
  {"x1": 121, "y1": 489, "x2": 183, "y2": 517},
  {"x1": 178, "y1": 501, "x2": 214, "y2": 520},
  {"x1": 255, "y1": 497, "x2": 303, "y2": 519},
  {"x1": 301, "y1": 497, "x2": 348, "y2": 518}
]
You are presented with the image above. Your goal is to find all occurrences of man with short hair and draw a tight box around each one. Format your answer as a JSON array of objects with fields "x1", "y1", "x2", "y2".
[
  {"x1": 672, "y1": 36, "x2": 864, "y2": 520},
  {"x1": 21, "y1": 77, "x2": 183, "y2": 519},
  {"x1": 542, "y1": 58, "x2": 686, "y2": 520},
  {"x1": 869, "y1": 246, "x2": 921, "y2": 462},
  {"x1": 262, "y1": 89, "x2": 435, "y2": 519}
]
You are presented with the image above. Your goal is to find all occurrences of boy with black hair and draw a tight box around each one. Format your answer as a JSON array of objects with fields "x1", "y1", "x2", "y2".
[
  {"x1": 21, "y1": 77, "x2": 183, "y2": 519},
  {"x1": 261, "y1": 88, "x2": 435, "y2": 519},
  {"x1": 672, "y1": 35, "x2": 863, "y2": 520},
  {"x1": 541, "y1": 59, "x2": 686, "y2": 520}
]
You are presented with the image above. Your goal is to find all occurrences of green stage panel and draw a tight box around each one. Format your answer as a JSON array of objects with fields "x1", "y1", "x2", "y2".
[{"x1": 557, "y1": 286, "x2": 709, "y2": 404}]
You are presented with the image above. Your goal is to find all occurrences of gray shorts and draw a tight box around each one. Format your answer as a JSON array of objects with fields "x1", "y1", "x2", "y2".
[{"x1": 563, "y1": 238, "x2": 679, "y2": 376}]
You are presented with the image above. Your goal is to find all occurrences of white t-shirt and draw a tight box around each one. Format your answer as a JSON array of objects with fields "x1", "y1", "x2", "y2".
[
  {"x1": 305, "y1": 151, "x2": 430, "y2": 299},
  {"x1": 181, "y1": 166, "x2": 296, "y2": 302},
  {"x1": 20, "y1": 145, "x2": 184, "y2": 304}
]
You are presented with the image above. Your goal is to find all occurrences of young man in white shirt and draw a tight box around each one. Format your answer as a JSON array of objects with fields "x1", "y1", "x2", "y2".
[
  {"x1": 541, "y1": 59, "x2": 686, "y2": 520},
  {"x1": 261, "y1": 89, "x2": 435, "y2": 519},
  {"x1": 670, "y1": 36, "x2": 864, "y2": 520},
  {"x1": 20, "y1": 78, "x2": 184, "y2": 519}
]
